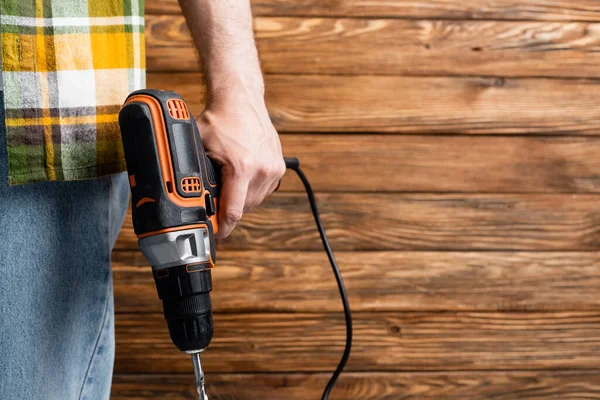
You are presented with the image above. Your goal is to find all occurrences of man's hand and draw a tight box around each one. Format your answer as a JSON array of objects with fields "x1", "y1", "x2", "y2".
[
  {"x1": 179, "y1": 0, "x2": 285, "y2": 238},
  {"x1": 197, "y1": 90, "x2": 285, "y2": 239}
]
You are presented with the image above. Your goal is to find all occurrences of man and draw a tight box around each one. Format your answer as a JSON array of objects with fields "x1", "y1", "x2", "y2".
[{"x1": 0, "y1": 0, "x2": 285, "y2": 398}]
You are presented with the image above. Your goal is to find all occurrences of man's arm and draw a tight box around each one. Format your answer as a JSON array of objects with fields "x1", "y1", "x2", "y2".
[{"x1": 178, "y1": 0, "x2": 286, "y2": 239}]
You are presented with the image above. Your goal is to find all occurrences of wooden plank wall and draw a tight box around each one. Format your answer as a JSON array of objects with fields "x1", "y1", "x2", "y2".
[{"x1": 111, "y1": 1, "x2": 600, "y2": 399}]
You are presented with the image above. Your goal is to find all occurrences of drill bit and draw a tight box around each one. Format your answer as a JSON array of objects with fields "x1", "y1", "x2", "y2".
[{"x1": 191, "y1": 352, "x2": 208, "y2": 400}]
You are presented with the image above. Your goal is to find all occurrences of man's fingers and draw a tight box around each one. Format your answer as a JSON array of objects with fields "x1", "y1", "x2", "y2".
[
  {"x1": 215, "y1": 174, "x2": 249, "y2": 239},
  {"x1": 244, "y1": 164, "x2": 285, "y2": 212},
  {"x1": 244, "y1": 178, "x2": 272, "y2": 212}
]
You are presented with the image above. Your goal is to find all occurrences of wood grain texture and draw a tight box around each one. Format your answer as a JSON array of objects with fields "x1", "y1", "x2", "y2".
[
  {"x1": 112, "y1": 371, "x2": 600, "y2": 399},
  {"x1": 114, "y1": 311, "x2": 600, "y2": 373},
  {"x1": 147, "y1": 73, "x2": 600, "y2": 134},
  {"x1": 113, "y1": 251, "x2": 600, "y2": 313},
  {"x1": 115, "y1": 194, "x2": 600, "y2": 251},
  {"x1": 145, "y1": 0, "x2": 600, "y2": 21},
  {"x1": 147, "y1": 16, "x2": 600, "y2": 78},
  {"x1": 275, "y1": 135, "x2": 600, "y2": 193},
  {"x1": 104, "y1": 134, "x2": 600, "y2": 193}
]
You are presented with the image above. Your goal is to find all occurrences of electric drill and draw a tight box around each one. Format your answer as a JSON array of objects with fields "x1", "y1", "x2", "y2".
[
  {"x1": 119, "y1": 89, "x2": 218, "y2": 399},
  {"x1": 118, "y1": 89, "x2": 353, "y2": 400}
]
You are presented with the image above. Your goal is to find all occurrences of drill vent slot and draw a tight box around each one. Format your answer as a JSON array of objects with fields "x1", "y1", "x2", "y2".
[
  {"x1": 181, "y1": 177, "x2": 202, "y2": 193},
  {"x1": 167, "y1": 99, "x2": 190, "y2": 120}
]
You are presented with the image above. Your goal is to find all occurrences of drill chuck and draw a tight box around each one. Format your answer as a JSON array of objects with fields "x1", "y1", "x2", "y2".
[
  {"x1": 165, "y1": 296, "x2": 214, "y2": 353},
  {"x1": 154, "y1": 265, "x2": 214, "y2": 352},
  {"x1": 139, "y1": 227, "x2": 216, "y2": 352}
]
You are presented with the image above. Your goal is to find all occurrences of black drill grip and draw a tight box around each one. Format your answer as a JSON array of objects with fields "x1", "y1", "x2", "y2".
[{"x1": 119, "y1": 89, "x2": 220, "y2": 237}]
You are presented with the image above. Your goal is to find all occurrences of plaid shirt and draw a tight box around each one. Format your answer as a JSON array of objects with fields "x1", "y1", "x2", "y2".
[{"x1": 1, "y1": 0, "x2": 145, "y2": 184}]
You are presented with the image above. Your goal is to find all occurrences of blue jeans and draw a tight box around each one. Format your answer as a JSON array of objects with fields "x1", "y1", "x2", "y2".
[{"x1": 0, "y1": 92, "x2": 129, "y2": 399}]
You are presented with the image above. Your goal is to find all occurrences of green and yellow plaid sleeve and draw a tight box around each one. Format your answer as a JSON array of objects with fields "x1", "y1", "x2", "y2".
[{"x1": 1, "y1": 0, "x2": 146, "y2": 184}]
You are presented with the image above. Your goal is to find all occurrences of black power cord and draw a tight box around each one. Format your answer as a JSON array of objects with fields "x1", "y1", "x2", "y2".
[{"x1": 284, "y1": 157, "x2": 353, "y2": 400}]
